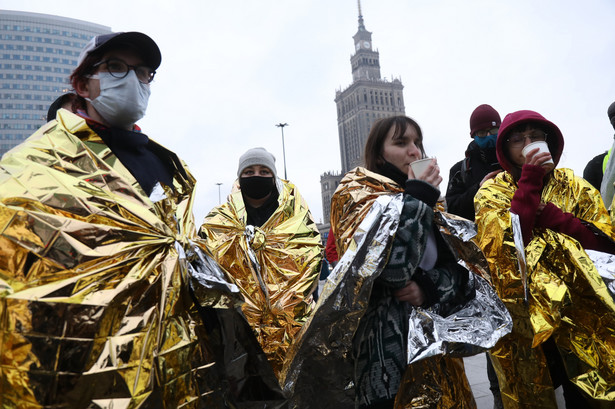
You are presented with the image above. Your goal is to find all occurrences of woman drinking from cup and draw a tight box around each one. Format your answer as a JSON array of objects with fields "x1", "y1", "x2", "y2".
[
  {"x1": 331, "y1": 115, "x2": 476, "y2": 408},
  {"x1": 474, "y1": 110, "x2": 615, "y2": 408}
]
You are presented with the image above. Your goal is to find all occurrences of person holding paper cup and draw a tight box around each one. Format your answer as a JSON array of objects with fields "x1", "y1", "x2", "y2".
[
  {"x1": 330, "y1": 115, "x2": 476, "y2": 408},
  {"x1": 474, "y1": 109, "x2": 615, "y2": 408}
]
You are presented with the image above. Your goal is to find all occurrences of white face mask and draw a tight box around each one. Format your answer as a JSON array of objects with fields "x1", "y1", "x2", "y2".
[{"x1": 86, "y1": 71, "x2": 151, "y2": 129}]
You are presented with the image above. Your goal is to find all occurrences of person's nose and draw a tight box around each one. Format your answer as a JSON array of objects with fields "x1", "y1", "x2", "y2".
[
  {"x1": 521, "y1": 135, "x2": 533, "y2": 147},
  {"x1": 408, "y1": 142, "x2": 421, "y2": 157}
]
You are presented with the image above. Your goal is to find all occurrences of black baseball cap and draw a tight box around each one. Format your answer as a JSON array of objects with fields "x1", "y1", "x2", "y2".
[{"x1": 76, "y1": 32, "x2": 161, "y2": 70}]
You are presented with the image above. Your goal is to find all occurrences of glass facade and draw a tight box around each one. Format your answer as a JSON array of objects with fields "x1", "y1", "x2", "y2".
[{"x1": 0, "y1": 10, "x2": 110, "y2": 155}]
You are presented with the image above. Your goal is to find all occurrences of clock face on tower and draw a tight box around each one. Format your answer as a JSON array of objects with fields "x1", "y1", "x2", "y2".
[
  {"x1": 355, "y1": 42, "x2": 361, "y2": 51},
  {"x1": 363, "y1": 41, "x2": 370, "y2": 48}
]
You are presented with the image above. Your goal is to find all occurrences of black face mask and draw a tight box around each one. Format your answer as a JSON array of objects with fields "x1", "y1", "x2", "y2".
[{"x1": 239, "y1": 176, "x2": 275, "y2": 199}]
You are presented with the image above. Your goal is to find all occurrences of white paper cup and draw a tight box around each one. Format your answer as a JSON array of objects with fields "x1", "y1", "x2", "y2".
[
  {"x1": 410, "y1": 158, "x2": 433, "y2": 177},
  {"x1": 522, "y1": 141, "x2": 553, "y2": 164}
]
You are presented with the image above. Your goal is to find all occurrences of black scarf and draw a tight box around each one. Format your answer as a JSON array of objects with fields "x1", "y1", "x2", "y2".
[
  {"x1": 244, "y1": 187, "x2": 280, "y2": 227},
  {"x1": 377, "y1": 161, "x2": 408, "y2": 187},
  {"x1": 92, "y1": 125, "x2": 175, "y2": 195}
]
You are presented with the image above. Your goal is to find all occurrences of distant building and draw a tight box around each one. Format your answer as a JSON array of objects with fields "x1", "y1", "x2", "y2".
[
  {"x1": 335, "y1": 4, "x2": 406, "y2": 174},
  {"x1": 319, "y1": 3, "x2": 406, "y2": 226},
  {"x1": 0, "y1": 10, "x2": 110, "y2": 155},
  {"x1": 318, "y1": 170, "x2": 343, "y2": 234}
]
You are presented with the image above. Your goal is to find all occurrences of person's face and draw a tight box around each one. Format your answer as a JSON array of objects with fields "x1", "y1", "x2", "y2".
[
  {"x1": 474, "y1": 126, "x2": 499, "y2": 139},
  {"x1": 240, "y1": 165, "x2": 273, "y2": 178},
  {"x1": 382, "y1": 124, "x2": 422, "y2": 174},
  {"x1": 75, "y1": 49, "x2": 150, "y2": 128},
  {"x1": 80, "y1": 49, "x2": 148, "y2": 101},
  {"x1": 505, "y1": 124, "x2": 547, "y2": 167}
]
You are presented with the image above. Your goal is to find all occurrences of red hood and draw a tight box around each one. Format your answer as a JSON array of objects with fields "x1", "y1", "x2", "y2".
[{"x1": 496, "y1": 110, "x2": 564, "y2": 173}]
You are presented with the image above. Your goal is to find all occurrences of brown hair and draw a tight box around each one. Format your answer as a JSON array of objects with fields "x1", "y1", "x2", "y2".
[
  {"x1": 68, "y1": 52, "x2": 103, "y2": 112},
  {"x1": 364, "y1": 115, "x2": 424, "y2": 173}
]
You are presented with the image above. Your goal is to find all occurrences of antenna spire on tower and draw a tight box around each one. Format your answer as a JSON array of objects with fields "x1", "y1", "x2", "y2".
[{"x1": 357, "y1": 0, "x2": 365, "y2": 29}]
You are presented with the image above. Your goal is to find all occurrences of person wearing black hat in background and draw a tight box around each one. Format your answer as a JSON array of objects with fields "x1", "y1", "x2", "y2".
[
  {"x1": 445, "y1": 103, "x2": 504, "y2": 409},
  {"x1": 446, "y1": 104, "x2": 503, "y2": 220},
  {"x1": 46, "y1": 92, "x2": 77, "y2": 122},
  {"x1": 583, "y1": 101, "x2": 615, "y2": 190}
]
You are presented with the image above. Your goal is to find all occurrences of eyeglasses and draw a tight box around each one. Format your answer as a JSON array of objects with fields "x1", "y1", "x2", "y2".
[
  {"x1": 474, "y1": 127, "x2": 499, "y2": 137},
  {"x1": 93, "y1": 58, "x2": 156, "y2": 84},
  {"x1": 506, "y1": 130, "x2": 548, "y2": 148}
]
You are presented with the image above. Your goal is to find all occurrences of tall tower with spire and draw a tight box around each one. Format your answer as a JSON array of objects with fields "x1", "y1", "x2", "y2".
[
  {"x1": 319, "y1": 2, "x2": 406, "y2": 228},
  {"x1": 335, "y1": 1, "x2": 405, "y2": 174},
  {"x1": 351, "y1": 2, "x2": 380, "y2": 82}
]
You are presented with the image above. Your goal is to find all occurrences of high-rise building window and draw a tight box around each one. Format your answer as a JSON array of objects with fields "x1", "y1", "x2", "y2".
[{"x1": 0, "y1": 10, "x2": 110, "y2": 156}]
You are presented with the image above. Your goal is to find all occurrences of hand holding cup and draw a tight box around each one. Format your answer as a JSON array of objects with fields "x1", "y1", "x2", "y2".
[
  {"x1": 522, "y1": 141, "x2": 554, "y2": 172},
  {"x1": 408, "y1": 157, "x2": 442, "y2": 188}
]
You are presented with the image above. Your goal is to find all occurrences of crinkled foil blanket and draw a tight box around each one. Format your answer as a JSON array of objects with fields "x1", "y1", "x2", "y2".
[
  {"x1": 0, "y1": 112, "x2": 243, "y2": 408},
  {"x1": 1, "y1": 114, "x2": 513, "y2": 408},
  {"x1": 197, "y1": 180, "x2": 322, "y2": 380},
  {"x1": 278, "y1": 195, "x2": 512, "y2": 408},
  {"x1": 476, "y1": 170, "x2": 615, "y2": 407}
]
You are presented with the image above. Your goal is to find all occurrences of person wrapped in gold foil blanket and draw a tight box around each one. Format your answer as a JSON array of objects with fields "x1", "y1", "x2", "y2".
[
  {"x1": 198, "y1": 147, "x2": 323, "y2": 382},
  {"x1": 281, "y1": 116, "x2": 511, "y2": 408},
  {"x1": 0, "y1": 32, "x2": 244, "y2": 408},
  {"x1": 475, "y1": 110, "x2": 615, "y2": 408}
]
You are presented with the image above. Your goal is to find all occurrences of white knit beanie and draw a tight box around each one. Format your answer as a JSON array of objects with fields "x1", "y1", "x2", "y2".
[{"x1": 237, "y1": 147, "x2": 277, "y2": 178}]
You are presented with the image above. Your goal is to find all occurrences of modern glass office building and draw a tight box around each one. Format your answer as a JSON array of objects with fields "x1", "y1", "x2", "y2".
[{"x1": 0, "y1": 10, "x2": 110, "y2": 155}]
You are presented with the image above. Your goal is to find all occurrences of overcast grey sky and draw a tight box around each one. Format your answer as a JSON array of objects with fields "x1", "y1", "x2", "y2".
[{"x1": 4, "y1": 0, "x2": 615, "y2": 223}]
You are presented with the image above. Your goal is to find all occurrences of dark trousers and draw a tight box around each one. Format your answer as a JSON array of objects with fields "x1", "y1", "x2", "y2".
[
  {"x1": 543, "y1": 338, "x2": 590, "y2": 409},
  {"x1": 486, "y1": 352, "x2": 501, "y2": 396}
]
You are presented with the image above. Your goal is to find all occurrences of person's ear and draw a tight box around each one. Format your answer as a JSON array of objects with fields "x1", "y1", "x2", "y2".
[{"x1": 74, "y1": 77, "x2": 90, "y2": 99}]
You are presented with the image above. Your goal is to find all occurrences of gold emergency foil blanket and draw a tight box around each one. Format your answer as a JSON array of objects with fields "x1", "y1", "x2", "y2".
[
  {"x1": 395, "y1": 356, "x2": 475, "y2": 409},
  {"x1": 281, "y1": 167, "x2": 494, "y2": 408},
  {"x1": 0, "y1": 110, "x2": 237, "y2": 408},
  {"x1": 198, "y1": 180, "x2": 322, "y2": 379},
  {"x1": 475, "y1": 169, "x2": 615, "y2": 407}
]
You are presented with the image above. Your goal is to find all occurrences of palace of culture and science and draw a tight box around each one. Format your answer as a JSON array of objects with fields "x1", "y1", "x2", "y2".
[{"x1": 320, "y1": 3, "x2": 406, "y2": 230}]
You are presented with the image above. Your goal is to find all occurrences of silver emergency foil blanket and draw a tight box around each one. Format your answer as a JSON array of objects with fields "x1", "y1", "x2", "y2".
[
  {"x1": 280, "y1": 194, "x2": 511, "y2": 407},
  {"x1": 585, "y1": 249, "x2": 615, "y2": 301},
  {"x1": 407, "y1": 272, "x2": 512, "y2": 364}
]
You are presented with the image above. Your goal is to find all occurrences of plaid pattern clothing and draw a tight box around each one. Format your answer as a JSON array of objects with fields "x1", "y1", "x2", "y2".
[{"x1": 354, "y1": 193, "x2": 469, "y2": 407}]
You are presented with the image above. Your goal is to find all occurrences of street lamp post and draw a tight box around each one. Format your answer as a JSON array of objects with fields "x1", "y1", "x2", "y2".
[
  {"x1": 215, "y1": 182, "x2": 223, "y2": 204},
  {"x1": 275, "y1": 123, "x2": 288, "y2": 179}
]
